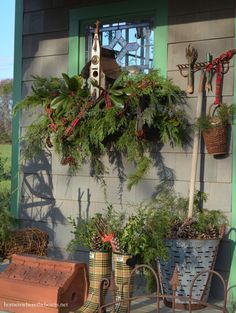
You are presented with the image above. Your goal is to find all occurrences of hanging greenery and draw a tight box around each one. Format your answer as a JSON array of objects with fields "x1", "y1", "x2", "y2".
[{"x1": 15, "y1": 70, "x2": 190, "y2": 189}]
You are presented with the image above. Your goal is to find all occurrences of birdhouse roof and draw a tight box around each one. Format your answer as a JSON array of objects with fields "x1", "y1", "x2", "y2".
[{"x1": 81, "y1": 47, "x2": 121, "y2": 81}]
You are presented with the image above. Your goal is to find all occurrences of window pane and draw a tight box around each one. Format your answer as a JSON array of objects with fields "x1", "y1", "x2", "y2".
[{"x1": 85, "y1": 20, "x2": 154, "y2": 72}]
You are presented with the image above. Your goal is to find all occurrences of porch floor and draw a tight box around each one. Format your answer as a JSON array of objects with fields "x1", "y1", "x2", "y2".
[
  {"x1": 131, "y1": 297, "x2": 225, "y2": 313},
  {"x1": 0, "y1": 296, "x2": 227, "y2": 313},
  {"x1": 0, "y1": 300, "x2": 226, "y2": 313},
  {"x1": 0, "y1": 263, "x2": 227, "y2": 313}
]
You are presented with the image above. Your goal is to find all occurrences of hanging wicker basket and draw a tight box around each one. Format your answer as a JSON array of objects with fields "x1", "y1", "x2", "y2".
[
  {"x1": 202, "y1": 104, "x2": 228, "y2": 155},
  {"x1": 202, "y1": 125, "x2": 228, "y2": 155}
]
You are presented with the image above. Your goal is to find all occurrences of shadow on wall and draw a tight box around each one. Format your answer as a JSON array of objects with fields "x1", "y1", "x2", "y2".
[
  {"x1": 19, "y1": 149, "x2": 96, "y2": 262},
  {"x1": 20, "y1": 150, "x2": 68, "y2": 259},
  {"x1": 17, "y1": 132, "x2": 235, "y2": 301},
  {"x1": 107, "y1": 142, "x2": 177, "y2": 202},
  {"x1": 18, "y1": 140, "x2": 188, "y2": 262},
  {"x1": 77, "y1": 188, "x2": 91, "y2": 220},
  {"x1": 209, "y1": 228, "x2": 236, "y2": 301}
]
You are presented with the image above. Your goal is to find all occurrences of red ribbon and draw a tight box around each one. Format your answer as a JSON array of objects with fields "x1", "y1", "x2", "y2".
[
  {"x1": 206, "y1": 49, "x2": 236, "y2": 106},
  {"x1": 62, "y1": 101, "x2": 93, "y2": 139},
  {"x1": 104, "y1": 92, "x2": 112, "y2": 109},
  {"x1": 62, "y1": 92, "x2": 114, "y2": 139},
  {"x1": 63, "y1": 109, "x2": 85, "y2": 138},
  {"x1": 45, "y1": 107, "x2": 57, "y2": 132},
  {"x1": 214, "y1": 63, "x2": 222, "y2": 106}
]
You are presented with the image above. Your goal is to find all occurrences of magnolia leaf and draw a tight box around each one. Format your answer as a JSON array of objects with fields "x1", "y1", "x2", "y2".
[
  {"x1": 62, "y1": 73, "x2": 70, "y2": 86},
  {"x1": 56, "y1": 98, "x2": 70, "y2": 117},
  {"x1": 68, "y1": 77, "x2": 79, "y2": 91},
  {"x1": 109, "y1": 89, "x2": 124, "y2": 96},
  {"x1": 110, "y1": 95, "x2": 124, "y2": 109},
  {"x1": 51, "y1": 95, "x2": 66, "y2": 109},
  {"x1": 74, "y1": 75, "x2": 83, "y2": 89}
]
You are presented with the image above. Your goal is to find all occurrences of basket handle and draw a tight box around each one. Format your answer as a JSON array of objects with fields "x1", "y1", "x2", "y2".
[{"x1": 208, "y1": 103, "x2": 221, "y2": 117}]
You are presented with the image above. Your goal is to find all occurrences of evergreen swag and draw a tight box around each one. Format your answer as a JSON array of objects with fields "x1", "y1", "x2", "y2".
[{"x1": 15, "y1": 70, "x2": 190, "y2": 189}]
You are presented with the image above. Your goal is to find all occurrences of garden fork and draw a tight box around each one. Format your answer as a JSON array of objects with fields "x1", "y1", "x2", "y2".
[{"x1": 186, "y1": 45, "x2": 198, "y2": 94}]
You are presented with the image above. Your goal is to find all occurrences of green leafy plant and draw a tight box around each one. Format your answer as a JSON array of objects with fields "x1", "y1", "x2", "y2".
[
  {"x1": 195, "y1": 103, "x2": 234, "y2": 131},
  {"x1": 138, "y1": 187, "x2": 227, "y2": 290},
  {"x1": 15, "y1": 70, "x2": 190, "y2": 189},
  {"x1": 68, "y1": 187, "x2": 227, "y2": 258},
  {"x1": 68, "y1": 188, "x2": 227, "y2": 291},
  {"x1": 0, "y1": 79, "x2": 12, "y2": 144},
  {"x1": 68, "y1": 214, "x2": 108, "y2": 252},
  {"x1": 0, "y1": 189, "x2": 12, "y2": 239},
  {"x1": 0, "y1": 187, "x2": 17, "y2": 257},
  {"x1": 194, "y1": 209, "x2": 227, "y2": 236},
  {"x1": 68, "y1": 205, "x2": 126, "y2": 252},
  {"x1": 216, "y1": 103, "x2": 234, "y2": 125},
  {"x1": 119, "y1": 208, "x2": 150, "y2": 257},
  {"x1": 0, "y1": 155, "x2": 15, "y2": 256},
  {"x1": 0, "y1": 156, "x2": 11, "y2": 182},
  {"x1": 146, "y1": 186, "x2": 227, "y2": 240}
]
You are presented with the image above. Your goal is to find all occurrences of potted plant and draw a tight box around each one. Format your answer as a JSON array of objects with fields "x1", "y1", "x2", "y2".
[
  {"x1": 68, "y1": 205, "x2": 155, "y2": 313},
  {"x1": 144, "y1": 186, "x2": 228, "y2": 309},
  {"x1": 68, "y1": 190, "x2": 227, "y2": 310},
  {"x1": 116, "y1": 207, "x2": 167, "y2": 292},
  {"x1": 68, "y1": 212, "x2": 112, "y2": 313},
  {"x1": 68, "y1": 205, "x2": 128, "y2": 313},
  {"x1": 195, "y1": 103, "x2": 234, "y2": 155}
]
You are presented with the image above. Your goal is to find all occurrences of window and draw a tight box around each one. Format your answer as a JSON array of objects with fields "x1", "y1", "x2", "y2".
[
  {"x1": 85, "y1": 21, "x2": 154, "y2": 72},
  {"x1": 69, "y1": 1, "x2": 167, "y2": 77}
]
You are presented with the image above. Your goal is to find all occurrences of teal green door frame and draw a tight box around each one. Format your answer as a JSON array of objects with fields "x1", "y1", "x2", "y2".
[
  {"x1": 69, "y1": 0, "x2": 168, "y2": 77},
  {"x1": 11, "y1": 0, "x2": 23, "y2": 217}
]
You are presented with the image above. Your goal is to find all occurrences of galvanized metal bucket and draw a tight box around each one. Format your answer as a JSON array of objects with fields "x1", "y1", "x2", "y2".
[{"x1": 158, "y1": 239, "x2": 220, "y2": 309}]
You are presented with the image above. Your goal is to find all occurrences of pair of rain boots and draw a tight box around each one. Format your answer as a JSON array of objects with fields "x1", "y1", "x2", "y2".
[{"x1": 73, "y1": 251, "x2": 133, "y2": 313}]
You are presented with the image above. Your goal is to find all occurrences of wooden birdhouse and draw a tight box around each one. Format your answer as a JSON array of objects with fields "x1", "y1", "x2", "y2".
[{"x1": 81, "y1": 20, "x2": 121, "y2": 98}]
